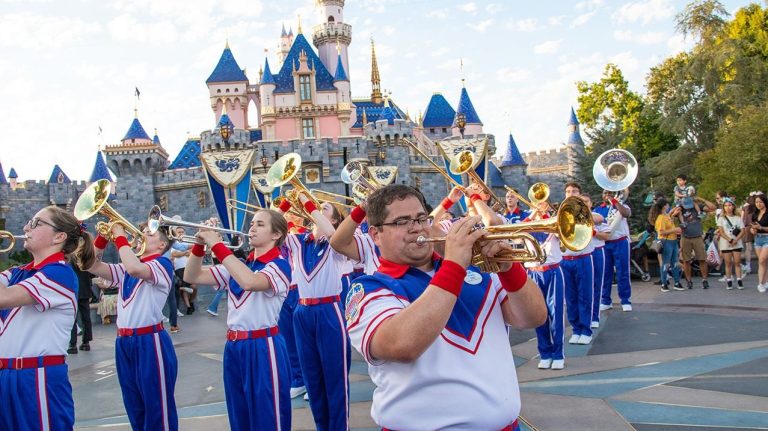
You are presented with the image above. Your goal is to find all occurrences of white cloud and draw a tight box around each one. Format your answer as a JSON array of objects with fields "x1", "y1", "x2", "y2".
[
  {"x1": 496, "y1": 67, "x2": 531, "y2": 82},
  {"x1": 614, "y1": 0, "x2": 674, "y2": 25},
  {"x1": 511, "y1": 18, "x2": 540, "y2": 32},
  {"x1": 108, "y1": 14, "x2": 179, "y2": 44},
  {"x1": 614, "y1": 30, "x2": 665, "y2": 45},
  {"x1": 575, "y1": 0, "x2": 604, "y2": 10},
  {"x1": 425, "y1": 9, "x2": 449, "y2": 19},
  {"x1": 548, "y1": 15, "x2": 566, "y2": 27},
  {"x1": 534, "y1": 39, "x2": 562, "y2": 55},
  {"x1": 666, "y1": 33, "x2": 693, "y2": 53},
  {"x1": 485, "y1": 3, "x2": 503, "y2": 14},
  {"x1": 572, "y1": 11, "x2": 596, "y2": 27},
  {"x1": 431, "y1": 47, "x2": 450, "y2": 57},
  {"x1": 382, "y1": 25, "x2": 396, "y2": 36},
  {"x1": 457, "y1": 2, "x2": 477, "y2": 13},
  {"x1": 0, "y1": 13, "x2": 102, "y2": 50},
  {"x1": 467, "y1": 19, "x2": 493, "y2": 33}
]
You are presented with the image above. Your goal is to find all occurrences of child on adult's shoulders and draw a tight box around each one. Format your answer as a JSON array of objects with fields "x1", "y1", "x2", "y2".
[{"x1": 673, "y1": 174, "x2": 695, "y2": 207}]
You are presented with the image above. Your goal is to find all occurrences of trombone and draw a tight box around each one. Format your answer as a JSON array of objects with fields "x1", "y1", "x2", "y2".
[
  {"x1": 417, "y1": 196, "x2": 594, "y2": 272},
  {"x1": 74, "y1": 179, "x2": 146, "y2": 255},
  {"x1": 0, "y1": 231, "x2": 26, "y2": 253},
  {"x1": 266, "y1": 153, "x2": 322, "y2": 221},
  {"x1": 228, "y1": 198, "x2": 310, "y2": 223},
  {"x1": 147, "y1": 206, "x2": 247, "y2": 248},
  {"x1": 504, "y1": 182, "x2": 550, "y2": 210},
  {"x1": 401, "y1": 138, "x2": 464, "y2": 189},
  {"x1": 310, "y1": 190, "x2": 357, "y2": 208},
  {"x1": 449, "y1": 150, "x2": 505, "y2": 212}
]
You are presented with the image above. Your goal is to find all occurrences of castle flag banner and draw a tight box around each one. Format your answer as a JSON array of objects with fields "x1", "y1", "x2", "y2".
[
  {"x1": 366, "y1": 166, "x2": 398, "y2": 185},
  {"x1": 200, "y1": 149, "x2": 255, "y2": 236},
  {"x1": 435, "y1": 137, "x2": 489, "y2": 210},
  {"x1": 251, "y1": 172, "x2": 277, "y2": 208}
]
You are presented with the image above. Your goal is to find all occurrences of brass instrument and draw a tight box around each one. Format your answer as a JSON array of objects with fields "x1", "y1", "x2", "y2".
[
  {"x1": 401, "y1": 138, "x2": 464, "y2": 189},
  {"x1": 310, "y1": 189, "x2": 357, "y2": 208},
  {"x1": 74, "y1": 179, "x2": 146, "y2": 255},
  {"x1": 266, "y1": 153, "x2": 321, "y2": 221},
  {"x1": 505, "y1": 182, "x2": 550, "y2": 210},
  {"x1": 340, "y1": 161, "x2": 380, "y2": 202},
  {"x1": 449, "y1": 150, "x2": 505, "y2": 212},
  {"x1": 417, "y1": 196, "x2": 593, "y2": 272},
  {"x1": 0, "y1": 231, "x2": 26, "y2": 253},
  {"x1": 593, "y1": 149, "x2": 638, "y2": 193},
  {"x1": 147, "y1": 205, "x2": 247, "y2": 248}
]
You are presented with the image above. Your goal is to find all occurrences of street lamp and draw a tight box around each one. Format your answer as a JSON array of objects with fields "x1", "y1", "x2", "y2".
[{"x1": 456, "y1": 112, "x2": 466, "y2": 138}]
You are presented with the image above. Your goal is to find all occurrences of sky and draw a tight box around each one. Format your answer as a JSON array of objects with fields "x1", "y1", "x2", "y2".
[{"x1": 0, "y1": 0, "x2": 752, "y2": 181}]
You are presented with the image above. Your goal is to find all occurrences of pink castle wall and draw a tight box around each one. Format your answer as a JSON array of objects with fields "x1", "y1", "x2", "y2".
[
  {"x1": 275, "y1": 118, "x2": 297, "y2": 140},
  {"x1": 318, "y1": 116, "x2": 340, "y2": 139}
]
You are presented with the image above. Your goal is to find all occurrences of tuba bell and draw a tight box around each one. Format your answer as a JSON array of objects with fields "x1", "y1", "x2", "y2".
[
  {"x1": 593, "y1": 149, "x2": 638, "y2": 192},
  {"x1": 74, "y1": 179, "x2": 146, "y2": 255},
  {"x1": 266, "y1": 153, "x2": 321, "y2": 221},
  {"x1": 0, "y1": 231, "x2": 26, "y2": 253}
]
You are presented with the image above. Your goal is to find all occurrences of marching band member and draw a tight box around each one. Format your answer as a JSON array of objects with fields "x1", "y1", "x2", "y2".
[
  {"x1": 502, "y1": 187, "x2": 529, "y2": 224},
  {"x1": 524, "y1": 200, "x2": 567, "y2": 369},
  {"x1": 330, "y1": 201, "x2": 380, "y2": 276},
  {"x1": 562, "y1": 183, "x2": 595, "y2": 345},
  {"x1": 279, "y1": 193, "x2": 350, "y2": 431},
  {"x1": 581, "y1": 194, "x2": 611, "y2": 328},
  {"x1": 87, "y1": 222, "x2": 178, "y2": 431},
  {"x1": 183, "y1": 210, "x2": 292, "y2": 430},
  {"x1": 0, "y1": 207, "x2": 95, "y2": 431},
  {"x1": 594, "y1": 189, "x2": 633, "y2": 311},
  {"x1": 346, "y1": 185, "x2": 545, "y2": 429}
]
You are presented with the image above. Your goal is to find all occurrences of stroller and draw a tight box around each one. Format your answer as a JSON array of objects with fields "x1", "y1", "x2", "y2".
[
  {"x1": 689, "y1": 227, "x2": 722, "y2": 277},
  {"x1": 630, "y1": 230, "x2": 653, "y2": 282}
]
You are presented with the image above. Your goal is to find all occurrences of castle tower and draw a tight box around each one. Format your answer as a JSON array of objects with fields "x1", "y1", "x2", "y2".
[
  {"x1": 89, "y1": 149, "x2": 114, "y2": 184},
  {"x1": 8, "y1": 168, "x2": 18, "y2": 190},
  {"x1": 421, "y1": 92, "x2": 456, "y2": 141},
  {"x1": 48, "y1": 165, "x2": 71, "y2": 184},
  {"x1": 370, "y1": 39, "x2": 382, "y2": 104},
  {"x1": 452, "y1": 83, "x2": 483, "y2": 137},
  {"x1": 312, "y1": 0, "x2": 351, "y2": 79},
  {"x1": 206, "y1": 42, "x2": 249, "y2": 130},
  {"x1": 566, "y1": 107, "x2": 584, "y2": 146},
  {"x1": 499, "y1": 133, "x2": 529, "y2": 193},
  {"x1": 566, "y1": 107, "x2": 585, "y2": 178},
  {"x1": 333, "y1": 51, "x2": 353, "y2": 136},
  {"x1": 259, "y1": 58, "x2": 277, "y2": 140},
  {"x1": 277, "y1": 24, "x2": 294, "y2": 68},
  {"x1": 0, "y1": 162, "x2": 7, "y2": 186}
]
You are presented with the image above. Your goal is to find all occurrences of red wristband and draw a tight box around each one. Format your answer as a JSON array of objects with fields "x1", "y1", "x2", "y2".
[
  {"x1": 211, "y1": 242, "x2": 233, "y2": 262},
  {"x1": 303, "y1": 200, "x2": 318, "y2": 214},
  {"x1": 94, "y1": 235, "x2": 109, "y2": 250},
  {"x1": 287, "y1": 221, "x2": 295, "y2": 231},
  {"x1": 441, "y1": 198, "x2": 455, "y2": 211},
  {"x1": 498, "y1": 262, "x2": 527, "y2": 293},
  {"x1": 430, "y1": 259, "x2": 466, "y2": 297},
  {"x1": 191, "y1": 243, "x2": 206, "y2": 257},
  {"x1": 610, "y1": 198, "x2": 619, "y2": 206},
  {"x1": 278, "y1": 199, "x2": 292, "y2": 213},
  {"x1": 470, "y1": 193, "x2": 483, "y2": 202},
  {"x1": 351, "y1": 205, "x2": 366, "y2": 224},
  {"x1": 114, "y1": 236, "x2": 130, "y2": 250}
]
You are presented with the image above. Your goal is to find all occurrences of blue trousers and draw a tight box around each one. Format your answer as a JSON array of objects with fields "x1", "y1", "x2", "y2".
[
  {"x1": 601, "y1": 238, "x2": 632, "y2": 306},
  {"x1": 661, "y1": 239, "x2": 681, "y2": 286},
  {"x1": 591, "y1": 247, "x2": 605, "y2": 323},
  {"x1": 528, "y1": 267, "x2": 565, "y2": 360},
  {"x1": 115, "y1": 331, "x2": 178, "y2": 431},
  {"x1": 562, "y1": 254, "x2": 594, "y2": 337},
  {"x1": 0, "y1": 364, "x2": 73, "y2": 431},
  {"x1": 294, "y1": 302, "x2": 350, "y2": 431},
  {"x1": 278, "y1": 288, "x2": 304, "y2": 388},
  {"x1": 207, "y1": 288, "x2": 225, "y2": 314},
  {"x1": 223, "y1": 335, "x2": 291, "y2": 431}
]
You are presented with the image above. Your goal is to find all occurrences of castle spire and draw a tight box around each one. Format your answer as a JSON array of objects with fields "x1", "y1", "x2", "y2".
[
  {"x1": 0, "y1": 161, "x2": 7, "y2": 185},
  {"x1": 297, "y1": 14, "x2": 302, "y2": 34},
  {"x1": 501, "y1": 133, "x2": 526, "y2": 166},
  {"x1": 89, "y1": 149, "x2": 113, "y2": 183},
  {"x1": 362, "y1": 108, "x2": 368, "y2": 125},
  {"x1": 567, "y1": 107, "x2": 584, "y2": 146},
  {"x1": 371, "y1": 38, "x2": 382, "y2": 104}
]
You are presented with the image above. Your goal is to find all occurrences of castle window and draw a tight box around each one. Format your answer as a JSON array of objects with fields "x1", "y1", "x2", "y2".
[
  {"x1": 430, "y1": 128, "x2": 435, "y2": 133},
  {"x1": 302, "y1": 118, "x2": 315, "y2": 138},
  {"x1": 299, "y1": 75, "x2": 312, "y2": 101},
  {"x1": 217, "y1": 89, "x2": 221, "y2": 93},
  {"x1": 328, "y1": 16, "x2": 335, "y2": 22},
  {"x1": 235, "y1": 88, "x2": 238, "y2": 92},
  {"x1": 442, "y1": 128, "x2": 447, "y2": 133},
  {"x1": 226, "y1": 88, "x2": 230, "y2": 93}
]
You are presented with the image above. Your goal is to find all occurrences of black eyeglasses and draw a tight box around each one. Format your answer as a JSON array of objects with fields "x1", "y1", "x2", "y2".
[
  {"x1": 27, "y1": 218, "x2": 60, "y2": 231},
  {"x1": 377, "y1": 216, "x2": 431, "y2": 230}
]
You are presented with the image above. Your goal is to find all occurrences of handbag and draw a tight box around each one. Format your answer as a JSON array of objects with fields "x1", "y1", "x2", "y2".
[{"x1": 650, "y1": 240, "x2": 663, "y2": 253}]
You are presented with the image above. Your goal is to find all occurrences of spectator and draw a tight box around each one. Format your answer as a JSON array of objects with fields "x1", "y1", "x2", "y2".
[
  {"x1": 94, "y1": 277, "x2": 117, "y2": 324},
  {"x1": 749, "y1": 193, "x2": 768, "y2": 293},
  {"x1": 650, "y1": 198, "x2": 682, "y2": 292},
  {"x1": 170, "y1": 227, "x2": 195, "y2": 316},
  {"x1": 671, "y1": 197, "x2": 709, "y2": 289},
  {"x1": 673, "y1": 174, "x2": 695, "y2": 207},
  {"x1": 717, "y1": 198, "x2": 745, "y2": 289},
  {"x1": 68, "y1": 257, "x2": 96, "y2": 353},
  {"x1": 742, "y1": 194, "x2": 757, "y2": 275}
]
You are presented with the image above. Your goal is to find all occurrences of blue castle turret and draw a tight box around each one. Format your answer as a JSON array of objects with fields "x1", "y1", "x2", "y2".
[
  {"x1": 0, "y1": 162, "x2": 7, "y2": 185},
  {"x1": 168, "y1": 138, "x2": 202, "y2": 170},
  {"x1": 567, "y1": 107, "x2": 584, "y2": 146},
  {"x1": 333, "y1": 54, "x2": 348, "y2": 82},
  {"x1": 122, "y1": 114, "x2": 151, "y2": 142},
  {"x1": 452, "y1": 85, "x2": 484, "y2": 137},
  {"x1": 48, "y1": 165, "x2": 71, "y2": 184},
  {"x1": 206, "y1": 44, "x2": 248, "y2": 84},
  {"x1": 501, "y1": 133, "x2": 526, "y2": 166},
  {"x1": 261, "y1": 58, "x2": 276, "y2": 85},
  {"x1": 89, "y1": 150, "x2": 113, "y2": 183}
]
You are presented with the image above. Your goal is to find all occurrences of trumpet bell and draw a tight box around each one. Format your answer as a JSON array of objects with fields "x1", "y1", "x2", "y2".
[
  {"x1": 593, "y1": 149, "x2": 638, "y2": 192},
  {"x1": 556, "y1": 196, "x2": 595, "y2": 251},
  {"x1": 449, "y1": 150, "x2": 476, "y2": 175},
  {"x1": 340, "y1": 161, "x2": 363, "y2": 184},
  {"x1": 528, "y1": 182, "x2": 550, "y2": 205},
  {"x1": 267, "y1": 153, "x2": 302, "y2": 187}
]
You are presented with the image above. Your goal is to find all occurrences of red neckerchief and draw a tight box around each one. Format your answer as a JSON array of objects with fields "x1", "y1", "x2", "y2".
[
  {"x1": 24, "y1": 252, "x2": 66, "y2": 270},
  {"x1": 377, "y1": 252, "x2": 442, "y2": 279},
  {"x1": 600, "y1": 202, "x2": 607, "y2": 208},
  {"x1": 246, "y1": 247, "x2": 280, "y2": 263},
  {"x1": 140, "y1": 254, "x2": 161, "y2": 263},
  {"x1": 505, "y1": 207, "x2": 521, "y2": 216}
]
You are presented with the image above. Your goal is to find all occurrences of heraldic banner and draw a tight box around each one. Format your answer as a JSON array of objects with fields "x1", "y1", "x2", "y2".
[
  {"x1": 200, "y1": 149, "x2": 255, "y2": 237},
  {"x1": 365, "y1": 166, "x2": 399, "y2": 186},
  {"x1": 251, "y1": 172, "x2": 279, "y2": 209},
  {"x1": 435, "y1": 137, "x2": 489, "y2": 210}
]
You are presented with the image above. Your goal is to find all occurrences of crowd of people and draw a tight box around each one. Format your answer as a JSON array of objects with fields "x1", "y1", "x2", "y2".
[{"x1": 4, "y1": 170, "x2": 767, "y2": 430}]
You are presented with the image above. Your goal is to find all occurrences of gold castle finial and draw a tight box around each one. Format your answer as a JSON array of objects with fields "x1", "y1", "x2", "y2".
[
  {"x1": 297, "y1": 14, "x2": 302, "y2": 33},
  {"x1": 370, "y1": 37, "x2": 382, "y2": 104}
]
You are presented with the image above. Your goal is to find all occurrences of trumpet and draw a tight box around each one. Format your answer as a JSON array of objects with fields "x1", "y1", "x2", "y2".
[
  {"x1": 147, "y1": 206, "x2": 247, "y2": 248},
  {"x1": 449, "y1": 150, "x2": 505, "y2": 212},
  {"x1": 0, "y1": 231, "x2": 26, "y2": 253},
  {"x1": 267, "y1": 153, "x2": 321, "y2": 221},
  {"x1": 417, "y1": 196, "x2": 593, "y2": 272},
  {"x1": 74, "y1": 179, "x2": 146, "y2": 255},
  {"x1": 505, "y1": 182, "x2": 550, "y2": 210},
  {"x1": 340, "y1": 161, "x2": 380, "y2": 202}
]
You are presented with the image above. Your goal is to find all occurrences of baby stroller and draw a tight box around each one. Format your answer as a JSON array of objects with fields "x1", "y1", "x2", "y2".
[
  {"x1": 630, "y1": 231, "x2": 653, "y2": 282},
  {"x1": 688, "y1": 227, "x2": 722, "y2": 277}
]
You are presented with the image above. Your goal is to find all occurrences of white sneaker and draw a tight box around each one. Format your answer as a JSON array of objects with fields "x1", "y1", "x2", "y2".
[
  {"x1": 758, "y1": 283, "x2": 767, "y2": 293},
  {"x1": 290, "y1": 386, "x2": 307, "y2": 399},
  {"x1": 622, "y1": 304, "x2": 633, "y2": 312},
  {"x1": 303, "y1": 393, "x2": 309, "y2": 401},
  {"x1": 537, "y1": 359, "x2": 553, "y2": 369},
  {"x1": 162, "y1": 316, "x2": 170, "y2": 323},
  {"x1": 206, "y1": 309, "x2": 219, "y2": 317},
  {"x1": 550, "y1": 359, "x2": 565, "y2": 370},
  {"x1": 180, "y1": 287, "x2": 194, "y2": 294},
  {"x1": 590, "y1": 321, "x2": 600, "y2": 329},
  {"x1": 718, "y1": 276, "x2": 728, "y2": 282},
  {"x1": 577, "y1": 335, "x2": 592, "y2": 345},
  {"x1": 568, "y1": 334, "x2": 580, "y2": 344},
  {"x1": 177, "y1": 310, "x2": 185, "y2": 317},
  {"x1": 599, "y1": 304, "x2": 612, "y2": 311}
]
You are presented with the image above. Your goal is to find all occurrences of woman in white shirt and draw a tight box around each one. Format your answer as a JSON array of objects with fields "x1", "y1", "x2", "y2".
[{"x1": 717, "y1": 198, "x2": 745, "y2": 289}]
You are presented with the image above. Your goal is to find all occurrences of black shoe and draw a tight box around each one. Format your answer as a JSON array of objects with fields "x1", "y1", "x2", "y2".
[
  {"x1": 737, "y1": 279, "x2": 744, "y2": 289},
  {"x1": 188, "y1": 303, "x2": 195, "y2": 314},
  {"x1": 726, "y1": 279, "x2": 733, "y2": 290},
  {"x1": 67, "y1": 346, "x2": 78, "y2": 354},
  {"x1": 702, "y1": 280, "x2": 709, "y2": 289},
  {"x1": 687, "y1": 280, "x2": 693, "y2": 289},
  {"x1": 673, "y1": 282, "x2": 685, "y2": 291},
  {"x1": 79, "y1": 343, "x2": 90, "y2": 351},
  {"x1": 660, "y1": 283, "x2": 670, "y2": 292}
]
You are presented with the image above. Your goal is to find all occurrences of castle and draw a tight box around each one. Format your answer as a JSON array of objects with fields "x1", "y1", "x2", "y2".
[{"x1": 0, "y1": 0, "x2": 585, "y2": 252}]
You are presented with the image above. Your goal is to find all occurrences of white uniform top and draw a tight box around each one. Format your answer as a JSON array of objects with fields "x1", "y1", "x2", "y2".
[
  {"x1": 105, "y1": 254, "x2": 174, "y2": 329},
  {"x1": 345, "y1": 257, "x2": 520, "y2": 430},
  {"x1": 353, "y1": 232, "x2": 380, "y2": 275},
  {"x1": 598, "y1": 202, "x2": 631, "y2": 240},
  {"x1": 592, "y1": 217, "x2": 611, "y2": 248},
  {"x1": 437, "y1": 219, "x2": 454, "y2": 233},
  {"x1": 524, "y1": 232, "x2": 562, "y2": 267},
  {"x1": 208, "y1": 248, "x2": 291, "y2": 330},
  {"x1": 0, "y1": 252, "x2": 77, "y2": 357},
  {"x1": 285, "y1": 233, "x2": 348, "y2": 298}
]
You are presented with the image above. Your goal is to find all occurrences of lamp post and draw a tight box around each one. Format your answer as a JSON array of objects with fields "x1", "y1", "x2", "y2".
[
  {"x1": 379, "y1": 148, "x2": 387, "y2": 162},
  {"x1": 456, "y1": 112, "x2": 466, "y2": 139},
  {"x1": 219, "y1": 119, "x2": 233, "y2": 143}
]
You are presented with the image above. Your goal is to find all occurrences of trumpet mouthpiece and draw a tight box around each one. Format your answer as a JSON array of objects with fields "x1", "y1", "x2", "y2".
[{"x1": 416, "y1": 235, "x2": 428, "y2": 245}]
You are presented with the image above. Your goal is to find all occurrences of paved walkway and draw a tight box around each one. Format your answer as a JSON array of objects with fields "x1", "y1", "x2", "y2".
[{"x1": 72, "y1": 276, "x2": 768, "y2": 430}]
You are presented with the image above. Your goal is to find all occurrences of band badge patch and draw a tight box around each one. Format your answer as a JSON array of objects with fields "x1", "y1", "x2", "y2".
[
  {"x1": 464, "y1": 270, "x2": 483, "y2": 285},
  {"x1": 345, "y1": 282, "x2": 364, "y2": 322}
]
